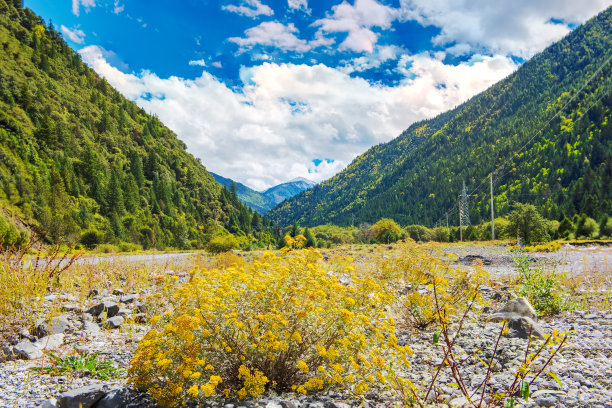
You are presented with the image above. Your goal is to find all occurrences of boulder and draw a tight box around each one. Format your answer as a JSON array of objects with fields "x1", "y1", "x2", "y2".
[
  {"x1": 13, "y1": 340, "x2": 43, "y2": 360},
  {"x1": 119, "y1": 294, "x2": 137, "y2": 304},
  {"x1": 93, "y1": 388, "x2": 130, "y2": 408},
  {"x1": 86, "y1": 301, "x2": 119, "y2": 318},
  {"x1": 33, "y1": 315, "x2": 72, "y2": 337},
  {"x1": 489, "y1": 297, "x2": 538, "y2": 321},
  {"x1": 58, "y1": 384, "x2": 108, "y2": 408},
  {"x1": 507, "y1": 316, "x2": 546, "y2": 339},
  {"x1": 103, "y1": 316, "x2": 124, "y2": 329},
  {"x1": 34, "y1": 333, "x2": 65, "y2": 351}
]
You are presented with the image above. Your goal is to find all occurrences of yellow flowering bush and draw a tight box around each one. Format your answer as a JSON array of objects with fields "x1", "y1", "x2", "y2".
[{"x1": 128, "y1": 248, "x2": 412, "y2": 406}]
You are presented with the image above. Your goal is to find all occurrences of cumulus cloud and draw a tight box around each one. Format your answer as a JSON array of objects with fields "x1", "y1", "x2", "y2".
[
  {"x1": 80, "y1": 44, "x2": 517, "y2": 189},
  {"x1": 288, "y1": 0, "x2": 309, "y2": 13},
  {"x1": 72, "y1": 0, "x2": 96, "y2": 16},
  {"x1": 222, "y1": 0, "x2": 274, "y2": 18},
  {"x1": 189, "y1": 59, "x2": 206, "y2": 66},
  {"x1": 60, "y1": 25, "x2": 86, "y2": 44},
  {"x1": 399, "y1": 0, "x2": 610, "y2": 58},
  {"x1": 229, "y1": 21, "x2": 311, "y2": 52},
  {"x1": 313, "y1": 0, "x2": 397, "y2": 53}
]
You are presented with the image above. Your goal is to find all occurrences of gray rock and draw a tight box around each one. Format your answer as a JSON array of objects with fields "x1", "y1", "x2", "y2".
[
  {"x1": 103, "y1": 316, "x2": 124, "y2": 329},
  {"x1": 83, "y1": 321, "x2": 101, "y2": 334},
  {"x1": 117, "y1": 308, "x2": 131, "y2": 317},
  {"x1": 120, "y1": 294, "x2": 137, "y2": 304},
  {"x1": 133, "y1": 302, "x2": 147, "y2": 313},
  {"x1": 134, "y1": 313, "x2": 147, "y2": 324},
  {"x1": 41, "y1": 397, "x2": 58, "y2": 408},
  {"x1": 34, "y1": 333, "x2": 64, "y2": 351},
  {"x1": 34, "y1": 316, "x2": 71, "y2": 337},
  {"x1": 13, "y1": 340, "x2": 43, "y2": 360},
  {"x1": 112, "y1": 289, "x2": 124, "y2": 296},
  {"x1": 86, "y1": 301, "x2": 119, "y2": 318},
  {"x1": 58, "y1": 384, "x2": 108, "y2": 408},
  {"x1": 265, "y1": 402, "x2": 283, "y2": 408},
  {"x1": 93, "y1": 388, "x2": 130, "y2": 408},
  {"x1": 507, "y1": 316, "x2": 547, "y2": 339},
  {"x1": 490, "y1": 297, "x2": 538, "y2": 321},
  {"x1": 536, "y1": 396, "x2": 558, "y2": 407}
]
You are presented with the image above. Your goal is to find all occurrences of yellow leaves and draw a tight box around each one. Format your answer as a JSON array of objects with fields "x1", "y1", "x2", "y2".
[{"x1": 187, "y1": 384, "x2": 198, "y2": 398}]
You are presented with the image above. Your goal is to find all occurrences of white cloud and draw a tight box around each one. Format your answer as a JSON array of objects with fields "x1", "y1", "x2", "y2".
[
  {"x1": 60, "y1": 25, "x2": 86, "y2": 44},
  {"x1": 113, "y1": 1, "x2": 124, "y2": 14},
  {"x1": 189, "y1": 59, "x2": 206, "y2": 67},
  {"x1": 288, "y1": 0, "x2": 309, "y2": 13},
  {"x1": 72, "y1": 0, "x2": 96, "y2": 16},
  {"x1": 80, "y1": 44, "x2": 517, "y2": 190},
  {"x1": 212, "y1": 61, "x2": 223, "y2": 68},
  {"x1": 229, "y1": 21, "x2": 311, "y2": 52},
  {"x1": 399, "y1": 0, "x2": 610, "y2": 58},
  {"x1": 313, "y1": 0, "x2": 397, "y2": 53},
  {"x1": 222, "y1": 0, "x2": 274, "y2": 18}
]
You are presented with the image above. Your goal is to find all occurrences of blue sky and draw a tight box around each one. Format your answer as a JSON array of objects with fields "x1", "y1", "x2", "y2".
[{"x1": 25, "y1": 0, "x2": 610, "y2": 190}]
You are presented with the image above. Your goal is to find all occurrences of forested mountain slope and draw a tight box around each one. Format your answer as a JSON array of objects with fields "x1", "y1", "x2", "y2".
[
  {"x1": 0, "y1": 0, "x2": 253, "y2": 248},
  {"x1": 268, "y1": 7, "x2": 612, "y2": 227}
]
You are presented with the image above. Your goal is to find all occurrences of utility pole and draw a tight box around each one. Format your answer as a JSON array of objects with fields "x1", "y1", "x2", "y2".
[
  {"x1": 459, "y1": 205, "x2": 462, "y2": 241},
  {"x1": 459, "y1": 180, "x2": 469, "y2": 241},
  {"x1": 490, "y1": 174, "x2": 495, "y2": 240}
]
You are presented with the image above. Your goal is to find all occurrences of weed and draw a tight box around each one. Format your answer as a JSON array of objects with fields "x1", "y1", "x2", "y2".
[{"x1": 32, "y1": 349, "x2": 124, "y2": 380}]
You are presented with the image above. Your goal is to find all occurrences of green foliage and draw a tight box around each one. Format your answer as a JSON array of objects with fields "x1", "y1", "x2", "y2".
[
  {"x1": 206, "y1": 234, "x2": 243, "y2": 254},
  {"x1": 371, "y1": 218, "x2": 402, "y2": 243},
  {"x1": 557, "y1": 217, "x2": 575, "y2": 239},
  {"x1": 268, "y1": 8, "x2": 612, "y2": 228},
  {"x1": 576, "y1": 214, "x2": 599, "y2": 238},
  {"x1": 304, "y1": 227, "x2": 316, "y2": 248},
  {"x1": 512, "y1": 250, "x2": 571, "y2": 316},
  {"x1": 600, "y1": 215, "x2": 612, "y2": 237},
  {"x1": 0, "y1": 1, "x2": 254, "y2": 248},
  {"x1": 32, "y1": 350, "x2": 124, "y2": 380},
  {"x1": 506, "y1": 203, "x2": 550, "y2": 244}
]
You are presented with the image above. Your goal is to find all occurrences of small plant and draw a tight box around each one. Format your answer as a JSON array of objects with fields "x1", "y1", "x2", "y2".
[
  {"x1": 33, "y1": 350, "x2": 124, "y2": 380},
  {"x1": 511, "y1": 249, "x2": 571, "y2": 315}
]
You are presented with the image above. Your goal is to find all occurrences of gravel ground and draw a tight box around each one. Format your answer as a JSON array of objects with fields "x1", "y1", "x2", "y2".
[{"x1": 1, "y1": 245, "x2": 610, "y2": 408}]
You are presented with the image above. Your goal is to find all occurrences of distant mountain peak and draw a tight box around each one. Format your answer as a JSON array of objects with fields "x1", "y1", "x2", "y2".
[{"x1": 287, "y1": 177, "x2": 316, "y2": 186}]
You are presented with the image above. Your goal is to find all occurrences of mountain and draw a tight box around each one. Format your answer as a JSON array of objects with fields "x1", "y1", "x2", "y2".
[
  {"x1": 0, "y1": 0, "x2": 254, "y2": 249},
  {"x1": 263, "y1": 178, "x2": 317, "y2": 207},
  {"x1": 211, "y1": 172, "x2": 275, "y2": 214},
  {"x1": 211, "y1": 173, "x2": 315, "y2": 214},
  {"x1": 268, "y1": 7, "x2": 612, "y2": 228}
]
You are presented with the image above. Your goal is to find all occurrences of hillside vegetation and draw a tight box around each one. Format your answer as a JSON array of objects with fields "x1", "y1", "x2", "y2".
[
  {"x1": 268, "y1": 7, "x2": 612, "y2": 228},
  {"x1": 0, "y1": 0, "x2": 262, "y2": 249}
]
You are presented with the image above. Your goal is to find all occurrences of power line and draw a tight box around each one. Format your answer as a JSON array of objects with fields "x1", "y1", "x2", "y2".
[{"x1": 434, "y1": 51, "x2": 612, "y2": 227}]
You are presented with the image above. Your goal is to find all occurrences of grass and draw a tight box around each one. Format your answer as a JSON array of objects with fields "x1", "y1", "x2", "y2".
[{"x1": 32, "y1": 350, "x2": 124, "y2": 380}]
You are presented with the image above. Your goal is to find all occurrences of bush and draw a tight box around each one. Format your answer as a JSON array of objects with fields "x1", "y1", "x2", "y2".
[
  {"x1": 576, "y1": 216, "x2": 599, "y2": 238},
  {"x1": 80, "y1": 229, "x2": 103, "y2": 249},
  {"x1": 600, "y1": 215, "x2": 612, "y2": 238},
  {"x1": 371, "y1": 218, "x2": 402, "y2": 243},
  {"x1": 128, "y1": 249, "x2": 411, "y2": 406},
  {"x1": 556, "y1": 217, "x2": 574, "y2": 239},
  {"x1": 404, "y1": 225, "x2": 433, "y2": 242},
  {"x1": 512, "y1": 250, "x2": 571, "y2": 315},
  {"x1": 206, "y1": 234, "x2": 240, "y2": 254}
]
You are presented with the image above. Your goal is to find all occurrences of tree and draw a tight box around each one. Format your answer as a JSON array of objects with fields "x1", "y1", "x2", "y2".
[
  {"x1": 304, "y1": 227, "x2": 316, "y2": 248},
  {"x1": 557, "y1": 217, "x2": 574, "y2": 239},
  {"x1": 576, "y1": 215, "x2": 599, "y2": 238},
  {"x1": 371, "y1": 218, "x2": 402, "y2": 244},
  {"x1": 506, "y1": 203, "x2": 550, "y2": 244}
]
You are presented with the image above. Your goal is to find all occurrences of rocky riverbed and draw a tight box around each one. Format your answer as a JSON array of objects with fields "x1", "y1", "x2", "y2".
[{"x1": 1, "y1": 245, "x2": 611, "y2": 408}]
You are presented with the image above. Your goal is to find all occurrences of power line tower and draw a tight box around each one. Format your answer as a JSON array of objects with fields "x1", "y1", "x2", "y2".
[{"x1": 459, "y1": 181, "x2": 470, "y2": 240}]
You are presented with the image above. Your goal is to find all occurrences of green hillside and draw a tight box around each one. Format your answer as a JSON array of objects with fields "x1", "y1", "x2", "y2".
[
  {"x1": 268, "y1": 7, "x2": 612, "y2": 228},
  {"x1": 211, "y1": 172, "x2": 275, "y2": 214},
  {"x1": 0, "y1": 0, "x2": 255, "y2": 249}
]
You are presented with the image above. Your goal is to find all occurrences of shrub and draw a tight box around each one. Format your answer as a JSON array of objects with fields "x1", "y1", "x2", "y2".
[
  {"x1": 371, "y1": 218, "x2": 402, "y2": 243},
  {"x1": 404, "y1": 225, "x2": 433, "y2": 242},
  {"x1": 80, "y1": 229, "x2": 103, "y2": 249},
  {"x1": 556, "y1": 217, "x2": 574, "y2": 239},
  {"x1": 576, "y1": 216, "x2": 599, "y2": 238},
  {"x1": 512, "y1": 250, "x2": 571, "y2": 315},
  {"x1": 600, "y1": 215, "x2": 612, "y2": 238},
  {"x1": 128, "y1": 249, "x2": 411, "y2": 406},
  {"x1": 206, "y1": 234, "x2": 240, "y2": 254}
]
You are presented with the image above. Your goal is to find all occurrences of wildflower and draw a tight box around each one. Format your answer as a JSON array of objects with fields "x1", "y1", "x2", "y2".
[{"x1": 297, "y1": 360, "x2": 309, "y2": 373}]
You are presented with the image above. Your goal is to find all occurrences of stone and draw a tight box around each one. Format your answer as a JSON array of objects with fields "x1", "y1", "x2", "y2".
[
  {"x1": 83, "y1": 321, "x2": 101, "y2": 335},
  {"x1": 34, "y1": 316, "x2": 71, "y2": 337},
  {"x1": 112, "y1": 289, "x2": 124, "y2": 296},
  {"x1": 120, "y1": 294, "x2": 137, "y2": 304},
  {"x1": 13, "y1": 340, "x2": 43, "y2": 360},
  {"x1": 449, "y1": 396, "x2": 470, "y2": 407},
  {"x1": 535, "y1": 396, "x2": 558, "y2": 407},
  {"x1": 490, "y1": 297, "x2": 538, "y2": 321},
  {"x1": 133, "y1": 301, "x2": 147, "y2": 313},
  {"x1": 58, "y1": 384, "x2": 108, "y2": 408},
  {"x1": 103, "y1": 316, "x2": 124, "y2": 329},
  {"x1": 41, "y1": 398, "x2": 58, "y2": 408},
  {"x1": 507, "y1": 317, "x2": 547, "y2": 339},
  {"x1": 93, "y1": 388, "x2": 130, "y2": 408},
  {"x1": 134, "y1": 313, "x2": 147, "y2": 324},
  {"x1": 86, "y1": 301, "x2": 119, "y2": 318},
  {"x1": 265, "y1": 402, "x2": 283, "y2": 408},
  {"x1": 61, "y1": 303, "x2": 80, "y2": 313},
  {"x1": 34, "y1": 334, "x2": 64, "y2": 351},
  {"x1": 117, "y1": 308, "x2": 131, "y2": 317}
]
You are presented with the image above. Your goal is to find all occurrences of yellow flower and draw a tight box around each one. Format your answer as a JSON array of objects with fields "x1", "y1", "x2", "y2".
[
  {"x1": 297, "y1": 360, "x2": 309, "y2": 373},
  {"x1": 187, "y1": 385, "x2": 198, "y2": 398}
]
